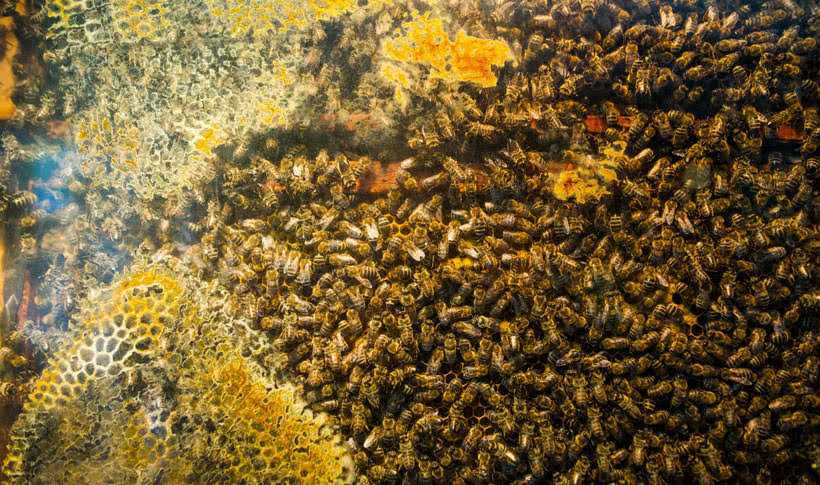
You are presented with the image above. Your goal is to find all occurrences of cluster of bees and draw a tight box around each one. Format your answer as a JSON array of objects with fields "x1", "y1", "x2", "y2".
[
  {"x1": 174, "y1": 0, "x2": 820, "y2": 483},
  {"x1": 0, "y1": 130, "x2": 132, "y2": 318},
  {"x1": 203, "y1": 129, "x2": 820, "y2": 483}
]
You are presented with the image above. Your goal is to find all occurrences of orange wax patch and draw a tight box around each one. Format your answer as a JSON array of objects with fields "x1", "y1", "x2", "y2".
[
  {"x1": 193, "y1": 126, "x2": 224, "y2": 156},
  {"x1": 0, "y1": 16, "x2": 18, "y2": 120},
  {"x1": 448, "y1": 31, "x2": 512, "y2": 87},
  {"x1": 355, "y1": 160, "x2": 400, "y2": 195},
  {"x1": 384, "y1": 11, "x2": 512, "y2": 88},
  {"x1": 584, "y1": 116, "x2": 607, "y2": 133},
  {"x1": 777, "y1": 124, "x2": 803, "y2": 140}
]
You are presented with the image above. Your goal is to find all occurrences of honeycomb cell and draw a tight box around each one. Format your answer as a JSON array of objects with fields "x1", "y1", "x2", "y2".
[
  {"x1": 119, "y1": 340, "x2": 134, "y2": 353},
  {"x1": 95, "y1": 354, "x2": 111, "y2": 368},
  {"x1": 111, "y1": 346, "x2": 128, "y2": 362},
  {"x1": 105, "y1": 338, "x2": 118, "y2": 353},
  {"x1": 76, "y1": 349, "x2": 93, "y2": 366},
  {"x1": 134, "y1": 337, "x2": 152, "y2": 352}
]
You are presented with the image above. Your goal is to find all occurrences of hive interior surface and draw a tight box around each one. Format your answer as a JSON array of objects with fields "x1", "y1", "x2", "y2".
[{"x1": 4, "y1": 0, "x2": 820, "y2": 484}]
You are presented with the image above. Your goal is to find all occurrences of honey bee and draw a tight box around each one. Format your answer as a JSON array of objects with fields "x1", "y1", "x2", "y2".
[
  {"x1": 387, "y1": 339, "x2": 412, "y2": 364},
  {"x1": 746, "y1": 30, "x2": 777, "y2": 44},
  {"x1": 616, "y1": 393, "x2": 642, "y2": 420},
  {"x1": 443, "y1": 333, "x2": 458, "y2": 364},
  {"x1": 674, "y1": 51, "x2": 697, "y2": 72},
  {"x1": 601, "y1": 101, "x2": 619, "y2": 128},
  {"x1": 650, "y1": 111, "x2": 672, "y2": 139},
  {"x1": 683, "y1": 65, "x2": 709, "y2": 85},
  {"x1": 0, "y1": 347, "x2": 27, "y2": 368},
  {"x1": 559, "y1": 74, "x2": 586, "y2": 97},
  {"x1": 769, "y1": 395, "x2": 796, "y2": 412},
  {"x1": 467, "y1": 121, "x2": 500, "y2": 140},
  {"x1": 603, "y1": 23, "x2": 624, "y2": 50},
  {"x1": 634, "y1": 68, "x2": 651, "y2": 97},
  {"x1": 777, "y1": 410, "x2": 808, "y2": 431},
  {"x1": 10, "y1": 190, "x2": 36, "y2": 209},
  {"x1": 475, "y1": 450, "x2": 493, "y2": 481},
  {"x1": 398, "y1": 438, "x2": 416, "y2": 471}
]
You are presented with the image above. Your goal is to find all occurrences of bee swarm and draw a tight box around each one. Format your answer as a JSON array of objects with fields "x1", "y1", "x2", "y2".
[{"x1": 190, "y1": 0, "x2": 820, "y2": 483}]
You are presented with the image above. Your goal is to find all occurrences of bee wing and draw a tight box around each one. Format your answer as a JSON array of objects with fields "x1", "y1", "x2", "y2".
[
  {"x1": 353, "y1": 275, "x2": 373, "y2": 289},
  {"x1": 318, "y1": 211, "x2": 337, "y2": 230},
  {"x1": 363, "y1": 219, "x2": 379, "y2": 241},
  {"x1": 404, "y1": 240, "x2": 425, "y2": 262}
]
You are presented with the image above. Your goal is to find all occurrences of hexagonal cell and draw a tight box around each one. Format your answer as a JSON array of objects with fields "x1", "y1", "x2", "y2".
[
  {"x1": 113, "y1": 313, "x2": 124, "y2": 327},
  {"x1": 95, "y1": 353, "x2": 111, "y2": 368},
  {"x1": 105, "y1": 338, "x2": 119, "y2": 353},
  {"x1": 108, "y1": 363, "x2": 123, "y2": 376}
]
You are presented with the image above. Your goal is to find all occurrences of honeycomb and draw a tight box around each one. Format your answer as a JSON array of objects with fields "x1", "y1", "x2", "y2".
[
  {"x1": 110, "y1": 0, "x2": 171, "y2": 41},
  {"x1": 45, "y1": 0, "x2": 115, "y2": 44},
  {"x1": 25, "y1": 269, "x2": 183, "y2": 411},
  {"x1": 36, "y1": 0, "x2": 445, "y2": 223},
  {"x1": 34, "y1": 0, "x2": 440, "y2": 226},
  {"x1": 205, "y1": 0, "x2": 310, "y2": 36},
  {"x1": 186, "y1": 355, "x2": 351, "y2": 483},
  {"x1": 2, "y1": 260, "x2": 352, "y2": 484},
  {"x1": 40, "y1": 0, "x2": 301, "y2": 217}
]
